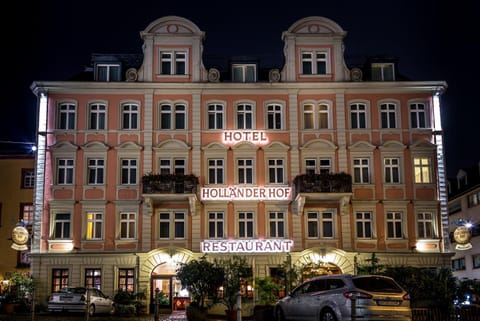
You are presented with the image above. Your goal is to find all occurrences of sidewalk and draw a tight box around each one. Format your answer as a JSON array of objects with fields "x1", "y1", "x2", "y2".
[{"x1": 0, "y1": 311, "x2": 186, "y2": 321}]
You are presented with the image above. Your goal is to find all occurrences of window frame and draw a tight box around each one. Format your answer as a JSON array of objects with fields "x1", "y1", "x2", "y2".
[
  {"x1": 266, "y1": 103, "x2": 284, "y2": 130},
  {"x1": 207, "y1": 103, "x2": 225, "y2": 130},
  {"x1": 57, "y1": 102, "x2": 76, "y2": 130},
  {"x1": 355, "y1": 211, "x2": 373, "y2": 239},
  {"x1": 51, "y1": 269, "x2": 69, "y2": 292},
  {"x1": 85, "y1": 212, "x2": 104, "y2": 240},
  {"x1": 85, "y1": 268, "x2": 102, "y2": 290},
  {"x1": 118, "y1": 268, "x2": 135, "y2": 292},
  {"x1": 237, "y1": 158, "x2": 254, "y2": 184},
  {"x1": 87, "y1": 158, "x2": 105, "y2": 185},
  {"x1": 121, "y1": 103, "x2": 139, "y2": 130},
  {"x1": 380, "y1": 102, "x2": 398, "y2": 129},
  {"x1": 353, "y1": 158, "x2": 371, "y2": 184},
  {"x1": 410, "y1": 102, "x2": 430, "y2": 129},
  {"x1": 413, "y1": 157, "x2": 432, "y2": 184},
  {"x1": 88, "y1": 102, "x2": 107, "y2": 130},
  {"x1": 302, "y1": 102, "x2": 331, "y2": 130},
  {"x1": 371, "y1": 63, "x2": 395, "y2": 81},
  {"x1": 208, "y1": 158, "x2": 224, "y2": 184},
  {"x1": 268, "y1": 211, "x2": 285, "y2": 238},
  {"x1": 306, "y1": 211, "x2": 334, "y2": 239},
  {"x1": 158, "y1": 210, "x2": 186, "y2": 240},
  {"x1": 208, "y1": 212, "x2": 225, "y2": 239},
  {"x1": 120, "y1": 158, "x2": 138, "y2": 185},
  {"x1": 232, "y1": 64, "x2": 256, "y2": 82},
  {"x1": 236, "y1": 103, "x2": 254, "y2": 129},
  {"x1": 159, "y1": 50, "x2": 188, "y2": 75},
  {"x1": 417, "y1": 211, "x2": 435, "y2": 239},
  {"x1": 95, "y1": 64, "x2": 121, "y2": 81},
  {"x1": 300, "y1": 50, "x2": 330, "y2": 75},
  {"x1": 238, "y1": 212, "x2": 255, "y2": 238},
  {"x1": 386, "y1": 211, "x2": 404, "y2": 239},
  {"x1": 21, "y1": 168, "x2": 35, "y2": 189},
  {"x1": 267, "y1": 158, "x2": 285, "y2": 184},
  {"x1": 159, "y1": 103, "x2": 187, "y2": 130},
  {"x1": 350, "y1": 103, "x2": 368, "y2": 129},
  {"x1": 119, "y1": 212, "x2": 137, "y2": 240},
  {"x1": 53, "y1": 212, "x2": 72, "y2": 239},
  {"x1": 384, "y1": 157, "x2": 401, "y2": 184}
]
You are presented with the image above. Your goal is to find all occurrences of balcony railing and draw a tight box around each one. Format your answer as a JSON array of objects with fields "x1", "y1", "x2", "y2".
[
  {"x1": 142, "y1": 173, "x2": 199, "y2": 194},
  {"x1": 293, "y1": 173, "x2": 352, "y2": 194}
]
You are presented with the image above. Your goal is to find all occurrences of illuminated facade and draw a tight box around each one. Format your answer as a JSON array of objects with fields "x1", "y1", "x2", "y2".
[{"x1": 30, "y1": 16, "x2": 451, "y2": 314}]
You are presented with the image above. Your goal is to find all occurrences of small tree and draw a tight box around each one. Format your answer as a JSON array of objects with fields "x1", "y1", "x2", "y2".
[
  {"x1": 254, "y1": 276, "x2": 280, "y2": 306},
  {"x1": 176, "y1": 255, "x2": 223, "y2": 309}
]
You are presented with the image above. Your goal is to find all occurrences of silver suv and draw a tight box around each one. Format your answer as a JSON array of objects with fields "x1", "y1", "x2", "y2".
[{"x1": 274, "y1": 274, "x2": 412, "y2": 321}]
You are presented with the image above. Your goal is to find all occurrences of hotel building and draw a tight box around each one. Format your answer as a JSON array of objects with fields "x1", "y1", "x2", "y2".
[{"x1": 30, "y1": 15, "x2": 451, "y2": 313}]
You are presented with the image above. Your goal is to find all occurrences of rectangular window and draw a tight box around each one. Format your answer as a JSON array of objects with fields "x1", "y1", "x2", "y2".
[
  {"x1": 268, "y1": 159, "x2": 285, "y2": 184},
  {"x1": 120, "y1": 212, "x2": 136, "y2": 239},
  {"x1": 353, "y1": 158, "x2": 370, "y2": 183},
  {"x1": 319, "y1": 159, "x2": 332, "y2": 174},
  {"x1": 57, "y1": 159, "x2": 74, "y2": 184},
  {"x1": 160, "y1": 104, "x2": 186, "y2": 130},
  {"x1": 85, "y1": 268, "x2": 102, "y2": 290},
  {"x1": 414, "y1": 157, "x2": 432, "y2": 183},
  {"x1": 307, "y1": 212, "x2": 333, "y2": 238},
  {"x1": 121, "y1": 159, "x2": 137, "y2": 185},
  {"x1": 160, "y1": 50, "x2": 187, "y2": 75},
  {"x1": 21, "y1": 203, "x2": 34, "y2": 225},
  {"x1": 21, "y1": 169, "x2": 35, "y2": 189},
  {"x1": 237, "y1": 104, "x2": 253, "y2": 129},
  {"x1": 384, "y1": 158, "x2": 400, "y2": 183},
  {"x1": 301, "y1": 51, "x2": 328, "y2": 75},
  {"x1": 269, "y1": 212, "x2": 285, "y2": 238},
  {"x1": 88, "y1": 158, "x2": 104, "y2": 185},
  {"x1": 452, "y1": 258, "x2": 466, "y2": 271},
  {"x1": 303, "y1": 104, "x2": 330, "y2": 129},
  {"x1": 351, "y1": 104, "x2": 367, "y2": 129},
  {"x1": 52, "y1": 269, "x2": 69, "y2": 292},
  {"x1": 208, "y1": 104, "x2": 224, "y2": 129},
  {"x1": 238, "y1": 212, "x2": 254, "y2": 238},
  {"x1": 58, "y1": 103, "x2": 76, "y2": 130},
  {"x1": 122, "y1": 104, "x2": 139, "y2": 130},
  {"x1": 380, "y1": 103, "x2": 397, "y2": 128},
  {"x1": 267, "y1": 104, "x2": 283, "y2": 130},
  {"x1": 159, "y1": 211, "x2": 185, "y2": 239},
  {"x1": 54, "y1": 213, "x2": 71, "y2": 239},
  {"x1": 467, "y1": 191, "x2": 480, "y2": 208},
  {"x1": 386, "y1": 212, "x2": 403, "y2": 239},
  {"x1": 89, "y1": 103, "x2": 106, "y2": 130},
  {"x1": 305, "y1": 159, "x2": 317, "y2": 176},
  {"x1": 473, "y1": 254, "x2": 480, "y2": 269},
  {"x1": 208, "y1": 159, "x2": 224, "y2": 184},
  {"x1": 371, "y1": 63, "x2": 395, "y2": 81},
  {"x1": 307, "y1": 212, "x2": 319, "y2": 238},
  {"x1": 232, "y1": 64, "x2": 256, "y2": 82},
  {"x1": 208, "y1": 212, "x2": 224, "y2": 238},
  {"x1": 118, "y1": 268, "x2": 135, "y2": 292},
  {"x1": 96, "y1": 64, "x2": 120, "y2": 81},
  {"x1": 238, "y1": 159, "x2": 254, "y2": 184},
  {"x1": 410, "y1": 103, "x2": 429, "y2": 128},
  {"x1": 356, "y1": 212, "x2": 372, "y2": 238},
  {"x1": 417, "y1": 212, "x2": 434, "y2": 239},
  {"x1": 86, "y1": 212, "x2": 103, "y2": 240}
]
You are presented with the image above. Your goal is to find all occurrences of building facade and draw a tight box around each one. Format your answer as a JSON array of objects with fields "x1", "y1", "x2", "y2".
[{"x1": 30, "y1": 16, "x2": 451, "y2": 314}]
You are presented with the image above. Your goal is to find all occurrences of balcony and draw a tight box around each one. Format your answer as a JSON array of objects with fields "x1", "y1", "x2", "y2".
[{"x1": 142, "y1": 173, "x2": 199, "y2": 194}]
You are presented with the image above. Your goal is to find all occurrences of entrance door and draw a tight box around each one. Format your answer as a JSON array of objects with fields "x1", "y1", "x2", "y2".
[{"x1": 151, "y1": 277, "x2": 172, "y2": 313}]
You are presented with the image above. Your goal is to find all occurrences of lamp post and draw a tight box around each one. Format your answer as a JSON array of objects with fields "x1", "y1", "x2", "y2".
[{"x1": 154, "y1": 288, "x2": 160, "y2": 321}]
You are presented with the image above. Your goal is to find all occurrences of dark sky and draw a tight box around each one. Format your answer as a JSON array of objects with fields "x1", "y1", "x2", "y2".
[{"x1": 3, "y1": 0, "x2": 479, "y2": 176}]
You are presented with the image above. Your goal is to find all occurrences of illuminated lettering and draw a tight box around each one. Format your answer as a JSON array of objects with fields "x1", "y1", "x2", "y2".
[
  {"x1": 200, "y1": 239, "x2": 294, "y2": 253},
  {"x1": 222, "y1": 130, "x2": 269, "y2": 145},
  {"x1": 200, "y1": 186, "x2": 292, "y2": 201}
]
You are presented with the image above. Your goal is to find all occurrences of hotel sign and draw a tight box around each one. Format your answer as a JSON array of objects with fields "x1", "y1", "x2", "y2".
[
  {"x1": 201, "y1": 239, "x2": 294, "y2": 253},
  {"x1": 222, "y1": 130, "x2": 269, "y2": 145},
  {"x1": 201, "y1": 186, "x2": 292, "y2": 201}
]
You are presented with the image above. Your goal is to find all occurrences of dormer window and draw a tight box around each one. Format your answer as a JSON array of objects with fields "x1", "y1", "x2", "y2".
[
  {"x1": 301, "y1": 50, "x2": 329, "y2": 75},
  {"x1": 96, "y1": 64, "x2": 121, "y2": 82},
  {"x1": 232, "y1": 64, "x2": 256, "y2": 82},
  {"x1": 160, "y1": 50, "x2": 187, "y2": 75},
  {"x1": 371, "y1": 63, "x2": 395, "y2": 81}
]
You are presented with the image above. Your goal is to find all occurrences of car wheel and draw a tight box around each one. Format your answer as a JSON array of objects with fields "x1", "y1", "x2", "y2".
[
  {"x1": 88, "y1": 304, "x2": 95, "y2": 316},
  {"x1": 109, "y1": 304, "x2": 115, "y2": 315},
  {"x1": 320, "y1": 308, "x2": 337, "y2": 321},
  {"x1": 275, "y1": 307, "x2": 286, "y2": 321}
]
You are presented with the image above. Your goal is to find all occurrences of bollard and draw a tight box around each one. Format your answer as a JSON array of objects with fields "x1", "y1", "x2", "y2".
[
  {"x1": 85, "y1": 288, "x2": 91, "y2": 321},
  {"x1": 236, "y1": 291, "x2": 242, "y2": 321},
  {"x1": 154, "y1": 288, "x2": 160, "y2": 321},
  {"x1": 351, "y1": 294, "x2": 357, "y2": 321}
]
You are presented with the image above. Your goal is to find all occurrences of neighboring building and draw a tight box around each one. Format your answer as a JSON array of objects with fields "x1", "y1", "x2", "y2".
[
  {"x1": 29, "y1": 16, "x2": 451, "y2": 314},
  {"x1": 0, "y1": 154, "x2": 34, "y2": 293},
  {"x1": 448, "y1": 161, "x2": 480, "y2": 280}
]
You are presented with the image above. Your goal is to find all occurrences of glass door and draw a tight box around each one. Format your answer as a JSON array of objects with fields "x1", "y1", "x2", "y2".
[{"x1": 151, "y1": 277, "x2": 172, "y2": 313}]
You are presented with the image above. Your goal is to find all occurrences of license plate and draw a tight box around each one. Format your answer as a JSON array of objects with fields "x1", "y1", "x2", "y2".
[{"x1": 377, "y1": 300, "x2": 400, "y2": 306}]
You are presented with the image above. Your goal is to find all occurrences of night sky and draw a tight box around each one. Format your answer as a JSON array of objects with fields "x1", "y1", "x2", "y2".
[{"x1": 3, "y1": 0, "x2": 479, "y2": 176}]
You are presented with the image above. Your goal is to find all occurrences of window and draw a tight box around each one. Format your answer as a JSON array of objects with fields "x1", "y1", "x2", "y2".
[
  {"x1": 54, "y1": 213, "x2": 71, "y2": 239},
  {"x1": 267, "y1": 104, "x2": 283, "y2": 130},
  {"x1": 160, "y1": 51, "x2": 187, "y2": 75},
  {"x1": 473, "y1": 254, "x2": 480, "y2": 269},
  {"x1": 85, "y1": 268, "x2": 102, "y2": 290},
  {"x1": 122, "y1": 104, "x2": 139, "y2": 130},
  {"x1": 87, "y1": 158, "x2": 104, "y2": 185},
  {"x1": 208, "y1": 159, "x2": 224, "y2": 184},
  {"x1": 160, "y1": 103, "x2": 186, "y2": 130},
  {"x1": 57, "y1": 159, "x2": 74, "y2": 185},
  {"x1": 380, "y1": 103, "x2": 397, "y2": 128},
  {"x1": 467, "y1": 191, "x2": 480, "y2": 208},
  {"x1": 371, "y1": 63, "x2": 395, "y2": 81},
  {"x1": 350, "y1": 103, "x2": 367, "y2": 129},
  {"x1": 120, "y1": 212, "x2": 136, "y2": 239},
  {"x1": 417, "y1": 212, "x2": 434, "y2": 239},
  {"x1": 238, "y1": 212, "x2": 254, "y2": 238},
  {"x1": 89, "y1": 103, "x2": 106, "y2": 130},
  {"x1": 238, "y1": 159, "x2": 254, "y2": 184},
  {"x1": 208, "y1": 212, "x2": 224, "y2": 238},
  {"x1": 236, "y1": 104, "x2": 253, "y2": 129},
  {"x1": 448, "y1": 201, "x2": 462, "y2": 214},
  {"x1": 208, "y1": 104, "x2": 224, "y2": 130},
  {"x1": 353, "y1": 158, "x2": 370, "y2": 183},
  {"x1": 86, "y1": 212, "x2": 103, "y2": 240},
  {"x1": 307, "y1": 211, "x2": 334, "y2": 238},
  {"x1": 96, "y1": 64, "x2": 121, "y2": 81},
  {"x1": 58, "y1": 103, "x2": 76, "y2": 130},
  {"x1": 121, "y1": 159, "x2": 137, "y2": 185},
  {"x1": 159, "y1": 211, "x2": 186, "y2": 239},
  {"x1": 414, "y1": 157, "x2": 432, "y2": 183},
  {"x1": 159, "y1": 158, "x2": 186, "y2": 175},
  {"x1": 268, "y1": 159, "x2": 285, "y2": 184},
  {"x1": 452, "y1": 258, "x2": 466, "y2": 271},
  {"x1": 21, "y1": 169, "x2": 35, "y2": 189},
  {"x1": 410, "y1": 103, "x2": 430, "y2": 128},
  {"x1": 386, "y1": 212, "x2": 403, "y2": 239},
  {"x1": 356, "y1": 212, "x2": 373, "y2": 238},
  {"x1": 305, "y1": 158, "x2": 332, "y2": 175},
  {"x1": 118, "y1": 268, "x2": 135, "y2": 292},
  {"x1": 21, "y1": 203, "x2": 34, "y2": 225},
  {"x1": 269, "y1": 212, "x2": 285, "y2": 238},
  {"x1": 303, "y1": 103, "x2": 330, "y2": 129},
  {"x1": 384, "y1": 158, "x2": 400, "y2": 183},
  {"x1": 52, "y1": 269, "x2": 69, "y2": 292},
  {"x1": 301, "y1": 51, "x2": 328, "y2": 75},
  {"x1": 232, "y1": 64, "x2": 256, "y2": 82}
]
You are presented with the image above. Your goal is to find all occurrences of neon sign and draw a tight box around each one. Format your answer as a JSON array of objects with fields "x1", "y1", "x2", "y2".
[
  {"x1": 222, "y1": 130, "x2": 269, "y2": 145},
  {"x1": 201, "y1": 186, "x2": 292, "y2": 201},
  {"x1": 201, "y1": 239, "x2": 294, "y2": 253}
]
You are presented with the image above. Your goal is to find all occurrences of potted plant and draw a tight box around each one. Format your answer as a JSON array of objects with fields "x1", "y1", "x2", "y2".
[
  {"x1": 253, "y1": 276, "x2": 280, "y2": 321},
  {"x1": 1, "y1": 271, "x2": 34, "y2": 314},
  {"x1": 214, "y1": 256, "x2": 253, "y2": 321},
  {"x1": 176, "y1": 255, "x2": 224, "y2": 321},
  {"x1": 113, "y1": 289, "x2": 136, "y2": 315}
]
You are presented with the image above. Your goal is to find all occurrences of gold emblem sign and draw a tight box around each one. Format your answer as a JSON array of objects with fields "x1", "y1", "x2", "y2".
[{"x1": 11, "y1": 225, "x2": 29, "y2": 251}]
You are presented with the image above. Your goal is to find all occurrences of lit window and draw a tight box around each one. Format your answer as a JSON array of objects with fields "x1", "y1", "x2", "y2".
[
  {"x1": 86, "y1": 212, "x2": 103, "y2": 240},
  {"x1": 96, "y1": 64, "x2": 121, "y2": 81},
  {"x1": 371, "y1": 63, "x2": 395, "y2": 81},
  {"x1": 118, "y1": 268, "x2": 135, "y2": 292},
  {"x1": 52, "y1": 269, "x2": 69, "y2": 292},
  {"x1": 232, "y1": 64, "x2": 256, "y2": 82},
  {"x1": 414, "y1": 157, "x2": 432, "y2": 183},
  {"x1": 85, "y1": 268, "x2": 102, "y2": 290},
  {"x1": 21, "y1": 203, "x2": 33, "y2": 225},
  {"x1": 303, "y1": 103, "x2": 330, "y2": 129}
]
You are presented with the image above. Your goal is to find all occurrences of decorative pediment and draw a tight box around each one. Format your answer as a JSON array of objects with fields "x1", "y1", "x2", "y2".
[
  {"x1": 409, "y1": 140, "x2": 436, "y2": 151},
  {"x1": 141, "y1": 16, "x2": 204, "y2": 36},
  {"x1": 286, "y1": 16, "x2": 346, "y2": 36},
  {"x1": 379, "y1": 140, "x2": 406, "y2": 151},
  {"x1": 263, "y1": 141, "x2": 290, "y2": 152},
  {"x1": 153, "y1": 139, "x2": 191, "y2": 151},
  {"x1": 301, "y1": 139, "x2": 337, "y2": 151},
  {"x1": 348, "y1": 140, "x2": 376, "y2": 152},
  {"x1": 50, "y1": 141, "x2": 78, "y2": 152},
  {"x1": 114, "y1": 141, "x2": 143, "y2": 151},
  {"x1": 81, "y1": 141, "x2": 110, "y2": 151}
]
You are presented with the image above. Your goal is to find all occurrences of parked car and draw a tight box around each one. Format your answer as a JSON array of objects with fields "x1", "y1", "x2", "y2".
[
  {"x1": 48, "y1": 287, "x2": 115, "y2": 315},
  {"x1": 274, "y1": 274, "x2": 412, "y2": 321}
]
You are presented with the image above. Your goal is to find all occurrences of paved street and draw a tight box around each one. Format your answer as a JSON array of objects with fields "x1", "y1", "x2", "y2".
[{"x1": 0, "y1": 311, "x2": 186, "y2": 321}]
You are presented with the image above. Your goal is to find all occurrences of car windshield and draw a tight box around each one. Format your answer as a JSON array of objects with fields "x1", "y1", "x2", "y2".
[
  {"x1": 352, "y1": 276, "x2": 403, "y2": 293},
  {"x1": 60, "y1": 287, "x2": 86, "y2": 294}
]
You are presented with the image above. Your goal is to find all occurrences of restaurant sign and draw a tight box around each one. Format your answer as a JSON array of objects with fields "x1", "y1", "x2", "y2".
[
  {"x1": 201, "y1": 239, "x2": 294, "y2": 253},
  {"x1": 201, "y1": 186, "x2": 292, "y2": 201}
]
